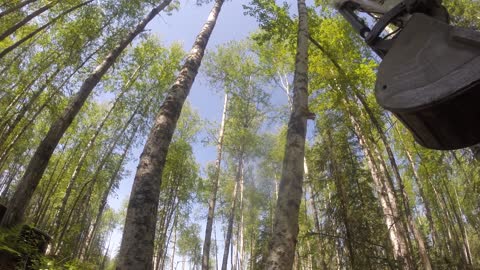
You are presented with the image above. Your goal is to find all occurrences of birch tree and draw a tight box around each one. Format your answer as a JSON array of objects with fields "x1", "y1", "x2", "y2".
[
  {"x1": 265, "y1": 0, "x2": 311, "y2": 267},
  {"x1": 117, "y1": 0, "x2": 225, "y2": 268}
]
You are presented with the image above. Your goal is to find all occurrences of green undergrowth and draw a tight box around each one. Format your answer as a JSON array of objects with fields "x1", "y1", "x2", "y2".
[
  {"x1": 0, "y1": 225, "x2": 62, "y2": 269},
  {"x1": 0, "y1": 226, "x2": 109, "y2": 269},
  {"x1": 0, "y1": 225, "x2": 26, "y2": 255}
]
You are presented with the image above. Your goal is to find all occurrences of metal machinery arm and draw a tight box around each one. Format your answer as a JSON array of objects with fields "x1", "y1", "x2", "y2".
[
  {"x1": 337, "y1": 0, "x2": 449, "y2": 57},
  {"x1": 336, "y1": 0, "x2": 480, "y2": 150}
]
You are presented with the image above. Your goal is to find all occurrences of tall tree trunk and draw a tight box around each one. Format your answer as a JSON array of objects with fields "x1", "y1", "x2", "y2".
[
  {"x1": 0, "y1": 0, "x2": 173, "y2": 227},
  {"x1": 373, "y1": 146, "x2": 415, "y2": 268},
  {"x1": 250, "y1": 232, "x2": 254, "y2": 270},
  {"x1": 80, "y1": 109, "x2": 141, "y2": 259},
  {"x1": 116, "y1": 0, "x2": 224, "y2": 268},
  {"x1": 0, "y1": 0, "x2": 58, "y2": 42},
  {"x1": 152, "y1": 179, "x2": 180, "y2": 270},
  {"x1": 221, "y1": 155, "x2": 243, "y2": 270},
  {"x1": 350, "y1": 114, "x2": 412, "y2": 269},
  {"x1": 0, "y1": 0, "x2": 37, "y2": 19},
  {"x1": 0, "y1": 68, "x2": 60, "y2": 149},
  {"x1": 51, "y1": 66, "x2": 141, "y2": 239},
  {"x1": 53, "y1": 172, "x2": 98, "y2": 254},
  {"x1": 310, "y1": 35, "x2": 422, "y2": 269},
  {"x1": 309, "y1": 184, "x2": 329, "y2": 269},
  {"x1": 0, "y1": 40, "x2": 38, "y2": 77},
  {"x1": 230, "y1": 232, "x2": 235, "y2": 270},
  {"x1": 0, "y1": 41, "x2": 107, "y2": 164},
  {"x1": 403, "y1": 146, "x2": 437, "y2": 247},
  {"x1": 310, "y1": 35, "x2": 421, "y2": 268},
  {"x1": 236, "y1": 165, "x2": 245, "y2": 270},
  {"x1": 154, "y1": 197, "x2": 171, "y2": 270},
  {"x1": 37, "y1": 140, "x2": 82, "y2": 230},
  {"x1": 302, "y1": 190, "x2": 313, "y2": 270},
  {"x1": 153, "y1": 202, "x2": 170, "y2": 270},
  {"x1": 420, "y1": 163, "x2": 459, "y2": 261},
  {"x1": 0, "y1": 70, "x2": 46, "y2": 133},
  {"x1": 355, "y1": 96, "x2": 424, "y2": 269},
  {"x1": 265, "y1": 0, "x2": 309, "y2": 267},
  {"x1": 0, "y1": 162, "x2": 20, "y2": 201},
  {"x1": 325, "y1": 130, "x2": 356, "y2": 268},
  {"x1": 31, "y1": 137, "x2": 70, "y2": 226},
  {"x1": 0, "y1": 40, "x2": 105, "y2": 144},
  {"x1": 100, "y1": 237, "x2": 111, "y2": 270},
  {"x1": 82, "y1": 131, "x2": 134, "y2": 259},
  {"x1": 442, "y1": 178, "x2": 473, "y2": 267},
  {"x1": 171, "y1": 220, "x2": 177, "y2": 270},
  {"x1": 0, "y1": 0, "x2": 93, "y2": 59},
  {"x1": 160, "y1": 199, "x2": 180, "y2": 270},
  {"x1": 402, "y1": 147, "x2": 435, "y2": 269},
  {"x1": 452, "y1": 187, "x2": 474, "y2": 268},
  {"x1": 332, "y1": 216, "x2": 344, "y2": 270},
  {"x1": 202, "y1": 93, "x2": 228, "y2": 270},
  {"x1": 32, "y1": 164, "x2": 58, "y2": 227},
  {"x1": 0, "y1": 102, "x2": 47, "y2": 168}
]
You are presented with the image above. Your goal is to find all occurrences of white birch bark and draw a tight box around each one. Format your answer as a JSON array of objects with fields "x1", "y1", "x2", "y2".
[
  {"x1": 201, "y1": 93, "x2": 228, "y2": 270},
  {"x1": 265, "y1": 0, "x2": 310, "y2": 267},
  {"x1": 350, "y1": 115, "x2": 412, "y2": 269},
  {"x1": 117, "y1": 0, "x2": 224, "y2": 268}
]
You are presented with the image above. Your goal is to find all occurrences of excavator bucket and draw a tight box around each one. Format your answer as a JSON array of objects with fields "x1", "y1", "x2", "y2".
[{"x1": 375, "y1": 13, "x2": 480, "y2": 150}]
